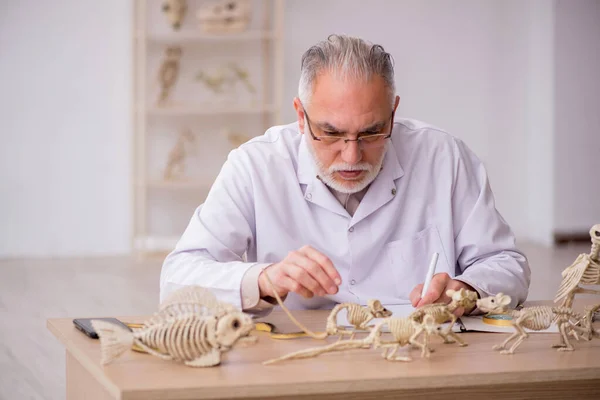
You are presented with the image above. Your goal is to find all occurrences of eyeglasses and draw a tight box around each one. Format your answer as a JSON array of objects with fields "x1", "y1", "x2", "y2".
[{"x1": 303, "y1": 109, "x2": 394, "y2": 151}]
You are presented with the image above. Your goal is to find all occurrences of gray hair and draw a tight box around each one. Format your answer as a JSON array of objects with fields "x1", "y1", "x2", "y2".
[{"x1": 298, "y1": 34, "x2": 396, "y2": 108}]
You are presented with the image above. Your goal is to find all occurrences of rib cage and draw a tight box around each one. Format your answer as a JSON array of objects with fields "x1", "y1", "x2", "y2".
[
  {"x1": 137, "y1": 315, "x2": 217, "y2": 362},
  {"x1": 387, "y1": 318, "x2": 416, "y2": 345},
  {"x1": 508, "y1": 306, "x2": 554, "y2": 331},
  {"x1": 411, "y1": 305, "x2": 451, "y2": 324},
  {"x1": 346, "y1": 305, "x2": 371, "y2": 327},
  {"x1": 555, "y1": 254, "x2": 590, "y2": 304}
]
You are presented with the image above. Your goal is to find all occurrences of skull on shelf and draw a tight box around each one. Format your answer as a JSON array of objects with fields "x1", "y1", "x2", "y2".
[{"x1": 196, "y1": 0, "x2": 252, "y2": 33}]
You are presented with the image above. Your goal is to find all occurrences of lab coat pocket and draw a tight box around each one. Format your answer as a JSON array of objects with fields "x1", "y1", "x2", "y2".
[{"x1": 386, "y1": 225, "x2": 451, "y2": 300}]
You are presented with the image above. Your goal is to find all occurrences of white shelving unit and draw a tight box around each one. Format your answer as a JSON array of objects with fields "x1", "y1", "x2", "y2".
[{"x1": 132, "y1": 0, "x2": 284, "y2": 259}]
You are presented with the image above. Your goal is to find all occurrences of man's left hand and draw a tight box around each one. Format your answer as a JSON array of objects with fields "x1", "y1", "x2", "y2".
[{"x1": 409, "y1": 273, "x2": 476, "y2": 317}]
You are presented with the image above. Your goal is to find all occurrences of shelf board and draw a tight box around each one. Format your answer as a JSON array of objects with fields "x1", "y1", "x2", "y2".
[
  {"x1": 145, "y1": 180, "x2": 211, "y2": 190},
  {"x1": 142, "y1": 30, "x2": 276, "y2": 44},
  {"x1": 135, "y1": 235, "x2": 180, "y2": 253},
  {"x1": 146, "y1": 104, "x2": 276, "y2": 116}
]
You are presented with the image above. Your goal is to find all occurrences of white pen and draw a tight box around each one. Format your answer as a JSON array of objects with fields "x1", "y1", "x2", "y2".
[{"x1": 421, "y1": 252, "x2": 439, "y2": 298}]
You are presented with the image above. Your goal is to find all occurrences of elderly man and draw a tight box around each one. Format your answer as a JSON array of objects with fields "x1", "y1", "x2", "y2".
[{"x1": 160, "y1": 34, "x2": 530, "y2": 316}]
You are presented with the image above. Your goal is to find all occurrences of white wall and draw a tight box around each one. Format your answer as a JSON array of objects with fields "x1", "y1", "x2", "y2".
[
  {"x1": 553, "y1": 0, "x2": 600, "y2": 234},
  {"x1": 282, "y1": 0, "x2": 532, "y2": 239},
  {"x1": 0, "y1": 0, "x2": 132, "y2": 257},
  {"x1": 1, "y1": 0, "x2": 598, "y2": 258}
]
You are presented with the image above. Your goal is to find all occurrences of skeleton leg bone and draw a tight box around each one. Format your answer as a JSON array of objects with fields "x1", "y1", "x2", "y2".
[{"x1": 501, "y1": 323, "x2": 529, "y2": 355}]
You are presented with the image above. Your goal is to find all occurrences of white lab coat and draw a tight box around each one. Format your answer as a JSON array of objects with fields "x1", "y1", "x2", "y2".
[{"x1": 160, "y1": 119, "x2": 530, "y2": 312}]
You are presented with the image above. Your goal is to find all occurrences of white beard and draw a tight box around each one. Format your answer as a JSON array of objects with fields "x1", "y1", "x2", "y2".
[{"x1": 306, "y1": 139, "x2": 387, "y2": 194}]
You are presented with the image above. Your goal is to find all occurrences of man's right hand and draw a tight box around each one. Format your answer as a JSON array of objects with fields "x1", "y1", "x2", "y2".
[{"x1": 258, "y1": 245, "x2": 341, "y2": 299}]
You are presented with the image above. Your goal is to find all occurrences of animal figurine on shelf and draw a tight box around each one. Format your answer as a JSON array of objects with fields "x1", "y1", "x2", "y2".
[
  {"x1": 196, "y1": 67, "x2": 229, "y2": 93},
  {"x1": 92, "y1": 286, "x2": 257, "y2": 367},
  {"x1": 157, "y1": 46, "x2": 182, "y2": 106},
  {"x1": 228, "y1": 62, "x2": 256, "y2": 93},
  {"x1": 163, "y1": 128, "x2": 195, "y2": 181},
  {"x1": 262, "y1": 314, "x2": 441, "y2": 365},
  {"x1": 196, "y1": 0, "x2": 251, "y2": 33},
  {"x1": 555, "y1": 224, "x2": 600, "y2": 308},
  {"x1": 225, "y1": 129, "x2": 251, "y2": 148},
  {"x1": 162, "y1": 0, "x2": 187, "y2": 30},
  {"x1": 196, "y1": 63, "x2": 257, "y2": 96},
  {"x1": 263, "y1": 272, "x2": 391, "y2": 341},
  {"x1": 409, "y1": 288, "x2": 478, "y2": 347},
  {"x1": 476, "y1": 293, "x2": 593, "y2": 354}
]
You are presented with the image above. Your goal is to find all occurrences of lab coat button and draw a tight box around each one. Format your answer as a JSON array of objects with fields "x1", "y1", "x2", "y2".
[
  {"x1": 306, "y1": 193, "x2": 312, "y2": 200},
  {"x1": 350, "y1": 280, "x2": 356, "y2": 285},
  {"x1": 348, "y1": 227, "x2": 354, "y2": 232}
]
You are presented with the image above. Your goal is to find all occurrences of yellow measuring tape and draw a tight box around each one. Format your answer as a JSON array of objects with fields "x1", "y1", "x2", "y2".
[{"x1": 482, "y1": 314, "x2": 514, "y2": 327}]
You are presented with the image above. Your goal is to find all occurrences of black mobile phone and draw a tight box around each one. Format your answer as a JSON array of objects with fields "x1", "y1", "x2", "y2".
[{"x1": 73, "y1": 317, "x2": 132, "y2": 339}]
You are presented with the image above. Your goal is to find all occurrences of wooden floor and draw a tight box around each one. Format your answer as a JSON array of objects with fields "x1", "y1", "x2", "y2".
[{"x1": 0, "y1": 242, "x2": 593, "y2": 400}]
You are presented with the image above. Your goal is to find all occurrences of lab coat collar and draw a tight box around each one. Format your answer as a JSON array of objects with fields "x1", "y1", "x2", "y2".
[{"x1": 296, "y1": 134, "x2": 404, "y2": 220}]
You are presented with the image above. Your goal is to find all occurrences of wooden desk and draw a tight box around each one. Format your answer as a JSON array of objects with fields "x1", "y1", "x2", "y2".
[{"x1": 48, "y1": 300, "x2": 600, "y2": 400}]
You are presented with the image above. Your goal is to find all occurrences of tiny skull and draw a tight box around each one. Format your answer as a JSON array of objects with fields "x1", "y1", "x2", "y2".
[
  {"x1": 162, "y1": 0, "x2": 187, "y2": 30},
  {"x1": 215, "y1": 313, "x2": 256, "y2": 349},
  {"x1": 476, "y1": 293, "x2": 511, "y2": 314},
  {"x1": 368, "y1": 299, "x2": 392, "y2": 318}
]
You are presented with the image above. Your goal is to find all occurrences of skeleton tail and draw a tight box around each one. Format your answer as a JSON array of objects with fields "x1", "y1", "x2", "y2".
[
  {"x1": 263, "y1": 272, "x2": 327, "y2": 339},
  {"x1": 91, "y1": 320, "x2": 134, "y2": 365}
]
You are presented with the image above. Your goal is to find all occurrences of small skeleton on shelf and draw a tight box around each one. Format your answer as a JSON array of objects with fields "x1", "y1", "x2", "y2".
[
  {"x1": 477, "y1": 293, "x2": 598, "y2": 354},
  {"x1": 92, "y1": 286, "x2": 257, "y2": 367},
  {"x1": 163, "y1": 128, "x2": 195, "y2": 181},
  {"x1": 157, "y1": 46, "x2": 182, "y2": 106},
  {"x1": 196, "y1": 0, "x2": 251, "y2": 33},
  {"x1": 162, "y1": 0, "x2": 187, "y2": 30},
  {"x1": 555, "y1": 224, "x2": 600, "y2": 308},
  {"x1": 196, "y1": 63, "x2": 256, "y2": 96},
  {"x1": 409, "y1": 288, "x2": 478, "y2": 347},
  {"x1": 224, "y1": 129, "x2": 251, "y2": 148}
]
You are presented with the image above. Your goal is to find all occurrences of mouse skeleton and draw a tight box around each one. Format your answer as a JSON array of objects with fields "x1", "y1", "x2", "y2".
[
  {"x1": 263, "y1": 314, "x2": 441, "y2": 365},
  {"x1": 476, "y1": 293, "x2": 598, "y2": 354},
  {"x1": 409, "y1": 288, "x2": 478, "y2": 346},
  {"x1": 263, "y1": 272, "x2": 391, "y2": 340}
]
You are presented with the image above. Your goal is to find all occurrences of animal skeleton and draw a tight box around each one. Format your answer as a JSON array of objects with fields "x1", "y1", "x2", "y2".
[
  {"x1": 263, "y1": 272, "x2": 391, "y2": 340},
  {"x1": 196, "y1": 0, "x2": 251, "y2": 33},
  {"x1": 162, "y1": 0, "x2": 187, "y2": 30},
  {"x1": 409, "y1": 288, "x2": 478, "y2": 346},
  {"x1": 555, "y1": 224, "x2": 600, "y2": 308},
  {"x1": 157, "y1": 46, "x2": 182, "y2": 106},
  {"x1": 92, "y1": 286, "x2": 256, "y2": 367},
  {"x1": 163, "y1": 128, "x2": 195, "y2": 181},
  {"x1": 196, "y1": 63, "x2": 256, "y2": 95},
  {"x1": 476, "y1": 293, "x2": 593, "y2": 354},
  {"x1": 263, "y1": 314, "x2": 441, "y2": 365}
]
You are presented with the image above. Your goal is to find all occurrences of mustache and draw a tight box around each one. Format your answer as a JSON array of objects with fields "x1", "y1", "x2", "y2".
[{"x1": 328, "y1": 163, "x2": 372, "y2": 173}]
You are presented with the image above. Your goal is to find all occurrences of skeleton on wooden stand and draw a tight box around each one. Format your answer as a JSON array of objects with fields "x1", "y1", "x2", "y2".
[
  {"x1": 409, "y1": 288, "x2": 478, "y2": 347},
  {"x1": 555, "y1": 224, "x2": 600, "y2": 308},
  {"x1": 477, "y1": 293, "x2": 597, "y2": 354}
]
